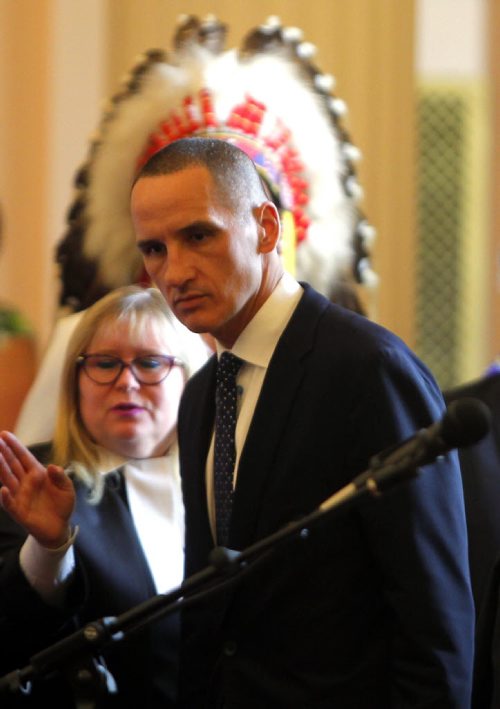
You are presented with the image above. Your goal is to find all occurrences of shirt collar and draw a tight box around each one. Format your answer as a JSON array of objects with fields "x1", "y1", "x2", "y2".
[
  {"x1": 216, "y1": 272, "x2": 303, "y2": 368},
  {"x1": 96, "y1": 447, "x2": 127, "y2": 476},
  {"x1": 95, "y1": 445, "x2": 175, "y2": 477}
]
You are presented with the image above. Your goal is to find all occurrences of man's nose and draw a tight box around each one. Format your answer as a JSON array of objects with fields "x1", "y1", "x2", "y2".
[{"x1": 161, "y1": 246, "x2": 194, "y2": 287}]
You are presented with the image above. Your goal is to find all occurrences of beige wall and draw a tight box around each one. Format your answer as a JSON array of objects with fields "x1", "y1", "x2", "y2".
[
  {"x1": 0, "y1": 0, "x2": 105, "y2": 353},
  {"x1": 1, "y1": 0, "x2": 416, "y2": 360},
  {"x1": 488, "y1": 0, "x2": 500, "y2": 361}
]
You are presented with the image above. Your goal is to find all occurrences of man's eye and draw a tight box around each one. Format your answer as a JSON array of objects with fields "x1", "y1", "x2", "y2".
[
  {"x1": 138, "y1": 242, "x2": 166, "y2": 256},
  {"x1": 187, "y1": 229, "x2": 214, "y2": 243}
]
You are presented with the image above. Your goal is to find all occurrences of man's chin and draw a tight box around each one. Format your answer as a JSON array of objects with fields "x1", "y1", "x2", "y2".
[{"x1": 174, "y1": 311, "x2": 211, "y2": 335}]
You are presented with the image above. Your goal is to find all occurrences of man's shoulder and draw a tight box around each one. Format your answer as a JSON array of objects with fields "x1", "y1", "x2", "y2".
[
  {"x1": 297, "y1": 283, "x2": 407, "y2": 352},
  {"x1": 444, "y1": 371, "x2": 500, "y2": 406}
]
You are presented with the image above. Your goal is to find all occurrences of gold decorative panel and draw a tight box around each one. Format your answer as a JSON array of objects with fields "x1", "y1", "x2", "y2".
[{"x1": 415, "y1": 83, "x2": 489, "y2": 389}]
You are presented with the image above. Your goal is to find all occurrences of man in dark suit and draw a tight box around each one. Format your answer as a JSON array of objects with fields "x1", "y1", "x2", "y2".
[
  {"x1": 444, "y1": 370, "x2": 500, "y2": 613},
  {"x1": 444, "y1": 371, "x2": 500, "y2": 707},
  {"x1": 131, "y1": 137, "x2": 474, "y2": 707}
]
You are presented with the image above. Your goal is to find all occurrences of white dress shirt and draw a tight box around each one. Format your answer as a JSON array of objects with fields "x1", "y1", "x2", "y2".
[
  {"x1": 206, "y1": 272, "x2": 303, "y2": 540},
  {"x1": 124, "y1": 448, "x2": 184, "y2": 593}
]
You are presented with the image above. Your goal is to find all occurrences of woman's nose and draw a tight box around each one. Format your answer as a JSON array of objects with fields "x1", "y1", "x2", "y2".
[{"x1": 115, "y1": 364, "x2": 140, "y2": 388}]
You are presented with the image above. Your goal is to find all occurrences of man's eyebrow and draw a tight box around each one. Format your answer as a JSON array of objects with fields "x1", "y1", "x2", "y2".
[
  {"x1": 179, "y1": 220, "x2": 218, "y2": 233},
  {"x1": 136, "y1": 238, "x2": 164, "y2": 249},
  {"x1": 135, "y1": 220, "x2": 219, "y2": 248}
]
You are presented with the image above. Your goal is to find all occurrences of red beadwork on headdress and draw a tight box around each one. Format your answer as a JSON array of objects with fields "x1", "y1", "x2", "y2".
[{"x1": 136, "y1": 89, "x2": 310, "y2": 244}]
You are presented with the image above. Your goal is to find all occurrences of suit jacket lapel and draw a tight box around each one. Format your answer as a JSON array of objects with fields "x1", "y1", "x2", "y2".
[
  {"x1": 73, "y1": 472, "x2": 158, "y2": 605},
  {"x1": 180, "y1": 355, "x2": 219, "y2": 575}
]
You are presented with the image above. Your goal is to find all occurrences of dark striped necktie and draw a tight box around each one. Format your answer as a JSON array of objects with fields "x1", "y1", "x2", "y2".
[{"x1": 214, "y1": 351, "x2": 243, "y2": 546}]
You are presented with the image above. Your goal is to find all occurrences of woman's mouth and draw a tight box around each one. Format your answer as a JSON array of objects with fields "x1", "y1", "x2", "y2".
[{"x1": 111, "y1": 403, "x2": 144, "y2": 415}]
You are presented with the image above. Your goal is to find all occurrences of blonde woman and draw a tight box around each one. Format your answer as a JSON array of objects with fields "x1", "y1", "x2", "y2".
[{"x1": 0, "y1": 285, "x2": 208, "y2": 708}]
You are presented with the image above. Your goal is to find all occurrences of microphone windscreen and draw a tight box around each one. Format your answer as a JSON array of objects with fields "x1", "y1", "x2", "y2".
[{"x1": 442, "y1": 397, "x2": 491, "y2": 448}]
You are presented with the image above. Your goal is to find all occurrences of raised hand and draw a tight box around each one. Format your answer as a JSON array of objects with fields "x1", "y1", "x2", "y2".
[{"x1": 0, "y1": 431, "x2": 75, "y2": 548}]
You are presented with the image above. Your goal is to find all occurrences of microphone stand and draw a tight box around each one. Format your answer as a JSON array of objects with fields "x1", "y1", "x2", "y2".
[{"x1": 0, "y1": 443, "x2": 430, "y2": 707}]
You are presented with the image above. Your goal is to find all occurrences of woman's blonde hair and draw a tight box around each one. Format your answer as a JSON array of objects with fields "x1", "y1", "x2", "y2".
[{"x1": 52, "y1": 285, "x2": 204, "y2": 501}]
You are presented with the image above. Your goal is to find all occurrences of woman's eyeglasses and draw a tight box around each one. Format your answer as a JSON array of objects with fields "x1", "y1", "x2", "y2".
[{"x1": 76, "y1": 354, "x2": 184, "y2": 385}]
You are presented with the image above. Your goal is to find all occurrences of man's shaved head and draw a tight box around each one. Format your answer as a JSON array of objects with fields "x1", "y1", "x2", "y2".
[{"x1": 134, "y1": 137, "x2": 269, "y2": 210}]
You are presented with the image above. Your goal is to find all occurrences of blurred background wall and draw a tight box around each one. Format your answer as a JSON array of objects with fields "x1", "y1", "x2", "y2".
[{"x1": 0, "y1": 0, "x2": 498, "y2": 427}]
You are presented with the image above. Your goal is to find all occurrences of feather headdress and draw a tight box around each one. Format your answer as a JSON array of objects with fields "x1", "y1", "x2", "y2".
[{"x1": 56, "y1": 14, "x2": 377, "y2": 313}]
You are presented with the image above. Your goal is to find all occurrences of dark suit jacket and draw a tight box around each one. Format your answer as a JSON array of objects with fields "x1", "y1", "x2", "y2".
[
  {"x1": 0, "y1": 444, "x2": 179, "y2": 709},
  {"x1": 177, "y1": 283, "x2": 474, "y2": 708},
  {"x1": 444, "y1": 372, "x2": 500, "y2": 612},
  {"x1": 472, "y1": 552, "x2": 500, "y2": 709},
  {"x1": 443, "y1": 373, "x2": 500, "y2": 708}
]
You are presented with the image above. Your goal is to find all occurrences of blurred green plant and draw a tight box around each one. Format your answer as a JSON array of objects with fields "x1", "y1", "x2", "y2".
[{"x1": 0, "y1": 306, "x2": 32, "y2": 336}]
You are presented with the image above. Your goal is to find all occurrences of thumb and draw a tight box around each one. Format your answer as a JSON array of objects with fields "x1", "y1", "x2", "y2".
[{"x1": 47, "y1": 465, "x2": 72, "y2": 490}]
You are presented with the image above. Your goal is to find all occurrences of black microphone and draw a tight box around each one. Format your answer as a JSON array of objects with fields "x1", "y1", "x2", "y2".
[
  {"x1": 370, "y1": 396, "x2": 491, "y2": 468},
  {"x1": 319, "y1": 397, "x2": 491, "y2": 511}
]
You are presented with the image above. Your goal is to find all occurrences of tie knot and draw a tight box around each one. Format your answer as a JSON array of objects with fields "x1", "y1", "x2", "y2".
[{"x1": 217, "y1": 352, "x2": 243, "y2": 382}]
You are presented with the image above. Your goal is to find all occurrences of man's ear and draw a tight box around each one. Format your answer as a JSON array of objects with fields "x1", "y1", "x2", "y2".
[{"x1": 257, "y1": 202, "x2": 281, "y2": 254}]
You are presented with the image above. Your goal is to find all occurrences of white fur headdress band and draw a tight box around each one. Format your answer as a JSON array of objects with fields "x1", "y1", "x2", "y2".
[{"x1": 56, "y1": 14, "x2": 377, "y2": 313}]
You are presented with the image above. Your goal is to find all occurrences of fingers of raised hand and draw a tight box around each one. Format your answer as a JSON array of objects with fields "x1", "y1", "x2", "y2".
[
  {"x1": 0, "y1": 434, "x2": 46, "y2": 497},
  {"x1": 0, "y1": 439, "x2": 22, "y2": 492},
  {"x1": 0, "y1": 431, "x2": 39, "y2": 471}
]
